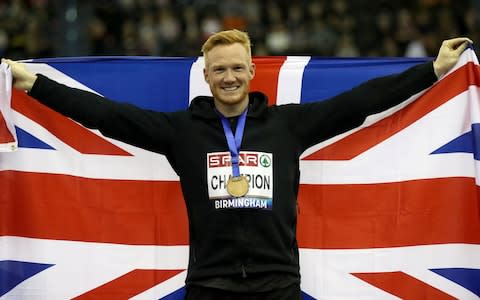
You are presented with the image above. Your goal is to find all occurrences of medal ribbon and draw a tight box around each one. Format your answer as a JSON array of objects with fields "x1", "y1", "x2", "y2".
[{"x1": 217, "y1": 108, "x2": 248, "y2": 177}]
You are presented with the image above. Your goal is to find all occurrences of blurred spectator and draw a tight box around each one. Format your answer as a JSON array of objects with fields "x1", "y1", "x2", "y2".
[
  {"x1": 336, "y1": 33, "x2": 360, "y2": 57},
  {"x1": 265, "y1": 23, "x2": 291, "y2": 54},
  {"x1": 0, "y1": 0, "x2": 476, "y2": 59},
  {"x1": 1, "y1": 0, "x2": 53, "y2": 59},
  {"x1": 200, "y1": 12, "x2": 222, "y2": 42},
  {"x1": 310, "y1": 19, "x2": 338, "y2": 56}
]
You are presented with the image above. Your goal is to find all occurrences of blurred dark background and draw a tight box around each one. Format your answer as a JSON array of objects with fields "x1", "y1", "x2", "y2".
[{"x1": 1, "y1": 0, "x2": 478, "y2": 59}]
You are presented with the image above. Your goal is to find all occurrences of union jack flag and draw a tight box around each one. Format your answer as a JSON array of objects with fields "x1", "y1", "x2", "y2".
[{"x1": 1, "y1": 48, "x2": 479, "y2": 299}]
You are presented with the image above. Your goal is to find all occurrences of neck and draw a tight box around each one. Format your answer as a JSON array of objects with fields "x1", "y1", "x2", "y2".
[{"x1": 214, "y1": 99, "x2": 249, "y2": 117}]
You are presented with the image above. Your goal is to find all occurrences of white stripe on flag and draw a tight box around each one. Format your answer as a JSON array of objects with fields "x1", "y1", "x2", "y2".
[
  {"x1": 276, "y1": 56, "x2": 311, "y2": 105},
  {"x1": 189, "y1": 57, "x2": 211, "y2": 103}
]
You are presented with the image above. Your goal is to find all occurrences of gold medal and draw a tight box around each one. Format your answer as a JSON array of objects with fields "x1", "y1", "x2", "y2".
[{"x1": 226, "y1": 175, "x2": 249, "y2": 197}]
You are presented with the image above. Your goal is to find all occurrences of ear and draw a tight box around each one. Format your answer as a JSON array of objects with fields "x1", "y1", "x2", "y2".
[
  {"x1": 203, "y1": 67, "x2": 209, "y2": 83},
  {"x1": 249, "y1": 63, "x2": 256, "y2": 80}
]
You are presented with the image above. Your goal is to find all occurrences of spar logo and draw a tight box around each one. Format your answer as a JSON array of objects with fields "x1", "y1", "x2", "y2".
[
  {"x1": 259, "y1": 154, "x2": 271, "y2": 168},
  {"x1": 208, "y1": 152, "x2": 258, "y2": 168}
]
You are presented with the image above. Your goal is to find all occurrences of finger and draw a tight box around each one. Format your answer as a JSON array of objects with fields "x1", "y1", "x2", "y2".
[
  {"x1": 447, "y1": 37, "x2": 473, "y2": 44},
  {"x1": 1, "y1": 59, "x2": 14, "y2": 66},
  {"x1": 453, "y1": 40, "x2": 470, "y2": 55},
  {"x1": 445, "y1": 37, "x2": 473, "y2": 49}
]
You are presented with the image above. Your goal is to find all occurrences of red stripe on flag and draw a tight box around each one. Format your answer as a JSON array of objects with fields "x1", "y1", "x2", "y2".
[
  {"x1": 251, "y1": 57, "x2": 287, "y2": 106},
  {"x1": 2, "y1": 171, "x2": 479, "y2": 248},
  {"x1": 12, "y1": 90, "x2": 131, "y2": 156},
  {"x1": 297, "y1": 177, "x2": 480, "y2": 249},
  {"x1": 352, "y1": 271, "x2": 457, "y2": 299},
  {"x1": 0, "y1": 171, "x2": 189, "y2": 245},
  {"x1": 0, "y1": 111, "x2": 14, "y2": 143},
  {"x1": 303, "y1": 62, "x2": 480, "y2": 160},
  {"x1": 73, "y1": 269, "x2": 184, "y2": 299}
]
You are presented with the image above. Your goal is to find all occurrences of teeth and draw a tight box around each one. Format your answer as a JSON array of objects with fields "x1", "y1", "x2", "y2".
[{"x1": 223, "y1": 87, "x2": 238, "y2": 91}]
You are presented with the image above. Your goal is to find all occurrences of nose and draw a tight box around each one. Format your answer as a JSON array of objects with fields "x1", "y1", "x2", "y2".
[{"x1": 223, "y1": 69, "x2": 235, "y2": 83}]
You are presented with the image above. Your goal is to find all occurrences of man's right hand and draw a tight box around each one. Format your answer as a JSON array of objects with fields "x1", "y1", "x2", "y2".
[{"x1": 1, "y1": 59, "x2": 37, "y2": 92}]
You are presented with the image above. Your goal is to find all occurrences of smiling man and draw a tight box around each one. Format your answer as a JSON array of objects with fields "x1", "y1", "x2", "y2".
[{"x1": 2, "y1": 30, "x2": 472, "y2": 300}]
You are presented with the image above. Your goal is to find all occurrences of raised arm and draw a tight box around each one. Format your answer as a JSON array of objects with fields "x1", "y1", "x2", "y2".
[
  {"x1": 290, "y1": 37, "x2": 473, "y2": 151},
  {"x1": 1, "y1": 59, "x2": 177, "y2": 155}
]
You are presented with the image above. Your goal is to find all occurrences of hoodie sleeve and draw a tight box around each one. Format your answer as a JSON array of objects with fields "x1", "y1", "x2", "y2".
[
  {"x1": 289, "y1": 61, "x2": 437, "y2": 151},
  {"x1": 28, "y1": 74, "x2": 177, "y2": 155}
]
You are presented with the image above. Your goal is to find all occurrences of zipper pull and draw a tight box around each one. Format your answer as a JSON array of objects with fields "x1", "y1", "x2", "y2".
[{"x1": 241, "y1": 264, "x2": 247, "y2": 278}]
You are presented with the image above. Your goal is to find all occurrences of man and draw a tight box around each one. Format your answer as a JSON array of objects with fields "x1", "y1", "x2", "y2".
[{"x1": 2, "y1": 30, "x2": 472, "y2": 299}]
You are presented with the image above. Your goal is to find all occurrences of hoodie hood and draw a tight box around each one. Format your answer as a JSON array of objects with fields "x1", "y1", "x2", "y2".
[{"x1": 189, "y1": 91, "x2": 269, "y2": 120}]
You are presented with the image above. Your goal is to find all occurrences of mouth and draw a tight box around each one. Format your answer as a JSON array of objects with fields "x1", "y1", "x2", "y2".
[{"x1": 222, "y1": 86, "x2": 240, "y2": 92}]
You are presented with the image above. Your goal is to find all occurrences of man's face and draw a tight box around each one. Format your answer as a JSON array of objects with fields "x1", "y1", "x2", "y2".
[{"x1": 204, "y1": 43, "x2": 255, "y2": 109}]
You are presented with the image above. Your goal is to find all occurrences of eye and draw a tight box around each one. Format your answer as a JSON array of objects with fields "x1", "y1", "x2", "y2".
[{"x1": 214, "y1": 67, "x2": 224, "y2": 73}]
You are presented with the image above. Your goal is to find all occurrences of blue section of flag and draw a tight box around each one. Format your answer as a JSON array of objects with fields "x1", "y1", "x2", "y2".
[
  {"x1": 35, "y1": 57, "x2": 196, "y2": 112},
  {"x1": 159, "y1": 287, "x2": 186, "y2": 299},
  {"x1": 431, "y1": 123, "x2": 480, "y2": 160},
  {"x1": 0, "y1": 260, "x2": 54, "y2": 297},
  {"x1": 15, "y1": 126, "x2": 54, "y2": 150},
  {"x1": 300, "y1": 58, "x2": 428, "y2": 104},
  {"x1": 302, "y1": 291, "x2": 316, "y2": 299},
  {"x1": 431, "y1": 268, "x2": 480, "y2": 297}
]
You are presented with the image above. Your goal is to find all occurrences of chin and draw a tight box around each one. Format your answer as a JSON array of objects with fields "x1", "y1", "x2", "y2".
[
  {"x1": 221, "y1": 98, "x2": 245, "y2": 106},
  {"x1": 216, "y1": 93, "x2": 244, "y2": 104}
]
